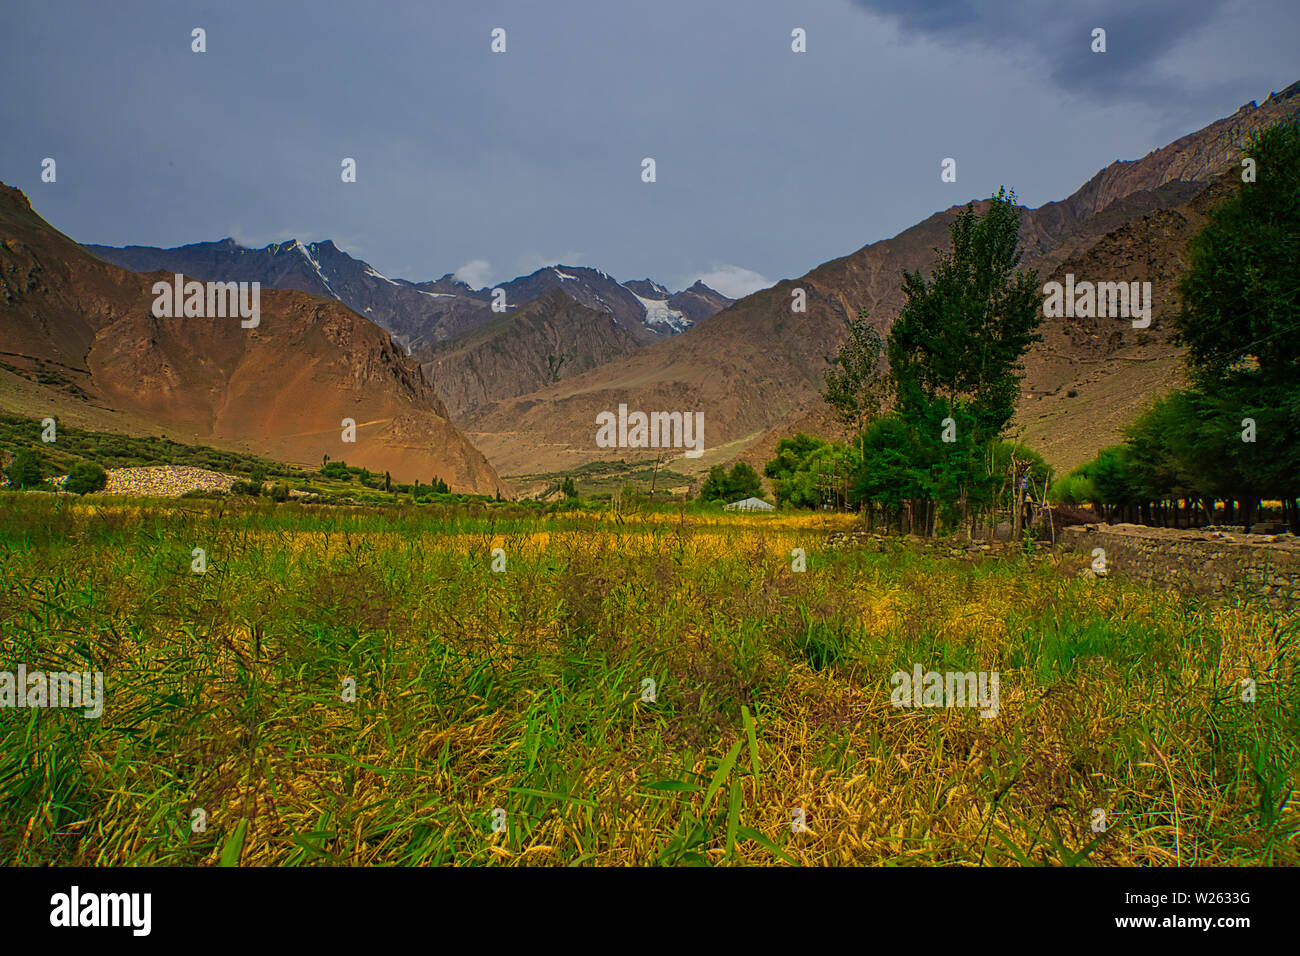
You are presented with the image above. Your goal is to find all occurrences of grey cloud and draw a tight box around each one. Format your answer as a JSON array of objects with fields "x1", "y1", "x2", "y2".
[
  {"x1": 851, "y1": 0, "x2": 1227, "y2": 105},
  {"x1": 2, "y1": 0, "x2": 1294, "y2": 296}
]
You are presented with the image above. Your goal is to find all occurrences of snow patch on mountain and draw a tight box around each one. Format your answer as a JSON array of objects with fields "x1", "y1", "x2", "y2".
[
  {"x1": 286, "y1": 240, "x2": 340, "y2": 300},
  {"x1": 630, "y1": 292, "x2": 689, "y2": 332}
]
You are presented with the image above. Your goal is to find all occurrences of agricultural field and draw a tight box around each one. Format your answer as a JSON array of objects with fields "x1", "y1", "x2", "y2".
[{"x1": 1, "y1": 495, "x2": 1295, "y2": 866}]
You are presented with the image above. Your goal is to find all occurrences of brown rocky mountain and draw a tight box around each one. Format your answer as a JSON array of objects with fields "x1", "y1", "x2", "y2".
[
  {"x1": 666, "y1": 281, "x2": 734, "y2": 326},
  {"x1": 461, "y1": 83, "x2": 1300, "y2": 477},
  {"x1": 1013, "y1": 168, "x2": 1246, "y2": 470},
  {"x1": 0, "y1": 184, "x2": 502, "y2": 493},
  {"x1": 421, "y1": 288, "x2": 642, "y2": 418}
]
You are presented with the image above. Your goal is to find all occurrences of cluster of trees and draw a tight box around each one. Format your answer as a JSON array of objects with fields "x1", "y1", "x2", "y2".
[
  {"x1": 1053, "y1": 389, "x2": 1300, "y2": 531},
  {"x1": 319, "y1": 458, "x2": 389, "y2": 489},
  {"x1": 320, "y1": 457, "x2": 454, "y2": 498},
  {"x1": 420, "y1": 477, "x2": 453, "y2": 496},
  {"x1": 1053, "y1": 118, "x2": 1300, "y2": 533},
  {"x1": 768, "y1": 187, "x2": 1048, "y2": 537},
  {"x1": 319, "y1": 459, "x2": 352, "y2": 480},
  {"x1": 3, "y1": 447, "x2": 107, "y2": 495},
  {"x1": 765, "y1": 118, "x2": 1296, "y2": 538},
  {"x1": 763, "y1": 433, "x2": 857, "y2": 509},
  {"x1": 698, "y1": 461, "x2": 763, "y2": 503}
]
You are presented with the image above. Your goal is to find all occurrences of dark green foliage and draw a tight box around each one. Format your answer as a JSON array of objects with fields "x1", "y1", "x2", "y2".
[
  {"x1": 888, "y1": 186, "x2": 1043, "y2": 445},
  {"x1": 64, "y1": 461, "x2": 107, "y2": 495},
  {"x1": 1075, "y1": 383, "x2": 1299, "y2": 529},
  {"x1": 853, "y1": 415, "x2": 926, "y2": 512},
  {"x1": 822, "y1": 309, "x2": 887, "y2": 435},
  {"x1": 840, "y1": 188, "x2": 1046, "y2": 534},
  {"x1": 1076, "y1": 120, "x2": 1300, "y2": 531},
  {"x1": 729, "y1": 462, "x2": 762, "y2": 499},
  {"x1": 1174, "y1": 117, "x2": 1300, "y2": 390},
  {"x1": 5, "y1": 448, "x2": 45, "y2": 489},
  {"x1": 765, "y1": 433, "x2": 857, "y2": 508},
  {"x1": 790, "y1": 614, "x2": 856, "y2": 672},
  {"x1": 699, "y1": 462, "x2": 764, "y2": 503}
]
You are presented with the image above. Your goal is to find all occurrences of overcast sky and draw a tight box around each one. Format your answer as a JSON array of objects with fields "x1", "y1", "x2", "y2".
[{"x1": 2, "y1": 0, "x2": 1296, "y2": 297}]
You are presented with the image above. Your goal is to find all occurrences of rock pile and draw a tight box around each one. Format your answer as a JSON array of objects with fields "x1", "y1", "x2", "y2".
[{"x1": 99, "y1": 466, "x2": 239, "y2": 496}]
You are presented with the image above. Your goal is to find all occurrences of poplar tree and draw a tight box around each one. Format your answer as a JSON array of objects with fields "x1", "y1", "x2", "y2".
[
  {"x1": 885, "y1": 187, "x2": 1043, "y2": 536},
  {"x1": 1174, "y1": 118, "x2": 1300, "y2": 531},
  {"x1": 822, "y1": 308, "x2": 888, "y2": 437}
]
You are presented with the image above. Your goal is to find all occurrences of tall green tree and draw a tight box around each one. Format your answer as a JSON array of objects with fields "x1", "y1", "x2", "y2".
[
  {"x1": 1175, "y1": 118, "x2": 1299, "y2": 390},
  {"x1": 885, "y1": 186, "x2": 1044, "y2": 535},
  {"x1": 1089, "y1": 445, "x2": 1139, "y2": 523},
  {"x1": 1174, "y1": 117, "x2": 1300, "y2": 530},
  {"x1": 822, "y1": 308, "x2": 888, "y2": 437}
]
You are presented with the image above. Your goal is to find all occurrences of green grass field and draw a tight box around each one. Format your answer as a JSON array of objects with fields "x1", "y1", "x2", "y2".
[{"x1": 1, "y1": 494, "x2": 1296, "y2": 865}]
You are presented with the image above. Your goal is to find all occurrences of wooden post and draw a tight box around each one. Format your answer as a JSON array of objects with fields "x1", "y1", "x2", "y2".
[
  {"x1": 648, "y1": 450, "x2": 664, "y2": 503},
  {"x1": 1011, "y1": 460, "x2": 1026, "y2": 542}
]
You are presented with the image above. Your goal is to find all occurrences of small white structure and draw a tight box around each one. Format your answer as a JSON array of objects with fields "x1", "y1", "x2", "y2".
[{"x1": 724, "y1": 496, "x2": 775, "y2": 512}]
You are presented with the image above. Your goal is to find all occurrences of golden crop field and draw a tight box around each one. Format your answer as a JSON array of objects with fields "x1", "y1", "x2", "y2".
[{"x1": 1, "y1": 496, "x2": 1296, "y2": 866}]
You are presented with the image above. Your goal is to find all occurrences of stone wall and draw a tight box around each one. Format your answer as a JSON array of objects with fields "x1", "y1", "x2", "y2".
[{"x1": 1061, "y1": 524, "x2": 1300, "y2": 607}]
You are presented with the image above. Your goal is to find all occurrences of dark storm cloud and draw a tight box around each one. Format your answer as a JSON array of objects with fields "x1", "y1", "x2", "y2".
[{"x1": 852, "y1": 0, "x2": 1228, "y2": 104}]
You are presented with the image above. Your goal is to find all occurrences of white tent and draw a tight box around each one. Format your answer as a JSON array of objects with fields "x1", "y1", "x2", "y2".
[{"x1": 724, "y1": 496, "x2": 775, "y2": 512}]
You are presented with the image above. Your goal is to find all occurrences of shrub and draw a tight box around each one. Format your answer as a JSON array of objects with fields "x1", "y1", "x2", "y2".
[
  {"x1": 229, "y1": 480, "x2": 261, "y2": 496},
  {"x1": 5, "y1": 449, "x2": 44, "y2": 489},
  {"x1": 268, "y1": 482, "x2": 290, "y2": 502},
  {"x1": 64, "y1": 461, "x2": 108, "y2": 495}
]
